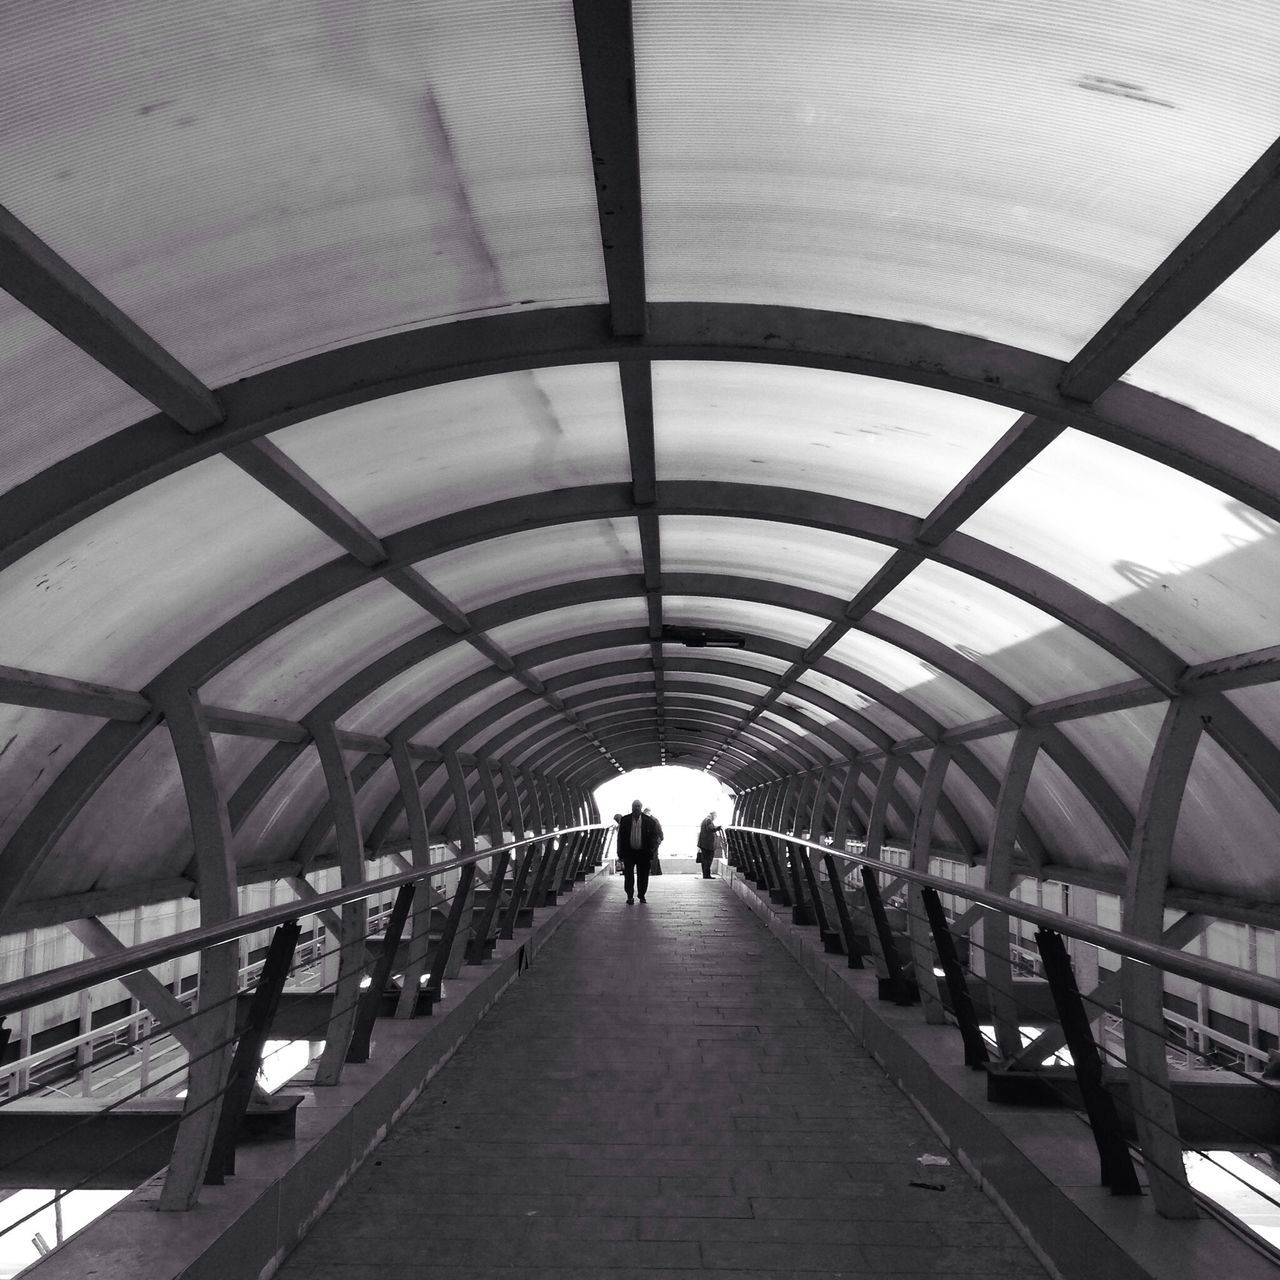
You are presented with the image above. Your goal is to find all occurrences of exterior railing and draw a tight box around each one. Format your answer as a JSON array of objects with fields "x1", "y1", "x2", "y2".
[
  {"x1": 725, "y1": 822, "x2": 1280, "y2": 1258},
  {"x1": 0, "y1": 821, "x2": 611, "y2": 1265}
]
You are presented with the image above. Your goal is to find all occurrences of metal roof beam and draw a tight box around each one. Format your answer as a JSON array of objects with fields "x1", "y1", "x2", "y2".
[
  {"x1": 0, "y1": 204, "x2": 223, "y2": 432},
  {"x1": 1061, "y1": 134, "x2": 1280, "y2": 402}
]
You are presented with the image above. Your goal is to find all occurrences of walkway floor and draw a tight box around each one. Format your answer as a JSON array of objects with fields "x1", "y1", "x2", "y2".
[{"x1": 278, "y1": 878, "x2": 1048, "y2": 1278}]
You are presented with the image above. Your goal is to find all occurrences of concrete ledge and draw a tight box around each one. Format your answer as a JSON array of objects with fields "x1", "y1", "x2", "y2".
[
  {"x1": 722, "y1": 863, "x2": 1276, "y2": 1280},
  {"x1": 26, "y1": 867, "x2": 611, "y2": 1280}
]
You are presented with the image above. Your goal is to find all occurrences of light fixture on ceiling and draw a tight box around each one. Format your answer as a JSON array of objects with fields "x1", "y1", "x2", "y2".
[{"x1": 662, "y1": 625, "x2": 746, "y2": 649}]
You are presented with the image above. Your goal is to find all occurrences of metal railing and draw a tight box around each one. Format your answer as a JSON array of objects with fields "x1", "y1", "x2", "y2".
[
  {"x1": 0, "y1": 821, "x2": 612, "y2": 1267},
  {"x1": 725, "y1": 823, "x2": 1280, "y2": 1258}
]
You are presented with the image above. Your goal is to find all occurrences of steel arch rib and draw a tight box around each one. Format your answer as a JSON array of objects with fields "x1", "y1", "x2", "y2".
[{"x1": 6, "y1": 303, "x2": 1280, "y2": 577}]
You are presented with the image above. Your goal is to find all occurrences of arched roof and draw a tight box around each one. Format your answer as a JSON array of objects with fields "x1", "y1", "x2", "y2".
[{"x1": 2, "y1": 1, "x2": 1280, "y2": 930}]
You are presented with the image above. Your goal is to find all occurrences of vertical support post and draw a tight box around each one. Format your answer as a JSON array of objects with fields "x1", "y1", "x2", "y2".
[
  {"x1": 826, "y1": 765, "x2": 864, "y2": 966},
  {"x1": 1120, "y1": 698, "x2": 1204, "y2": 1218},
  {"x1": 983, "y1": 727, "x2": 1042, "y2": 1060},
  {"x1": 153, "y1": 684, "x2": 241, "y2": 1211},
  {"x1": 499, "y1": 761, "x2": 535, "y2": 938},
  {"x1": 1035, "y1": 929, "x2": 1142, "y2": 1195},
  {"x1": 864, "y1": 757, "x2": 899, "y2": 862},
  {"x1": 208, "y1": 920, "x2": 301, "y2": 1179},
  {"x1": 908, "y1": 748, "x2": 951, "y2": 1025},
  {"x1": 764, "y1": 778, "x2": 796, "y2": 906},
  {"x1": 861, "y1": 866, "x2": 917, "y2": 1004},
  {"x1": 522, "y1": 771, "x2": 557, "y2": 907},
  {"x1": 467, "y1": 760, "x2": 511, "y2": 962},
  {"x1": 921, "y1": 887, "x2": 988, "y2": 1068},
  {"x1": 788, "y1": 772, "x2": 816, "y2": 924},
  {"x1": 440, "y1": 753, "x2": 478, "y2": 980},
  {"x1": 307, "y1": 717, "x2": 370, "y2": 1084},
  {"x1": 391, "y1": 742, "x2": 433, "y2": 1018},
  {"x1": 347, "y1": 883, "x2": 415, "y2": 1062}
]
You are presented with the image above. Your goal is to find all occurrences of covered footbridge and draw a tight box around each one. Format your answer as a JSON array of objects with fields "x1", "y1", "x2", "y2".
[{"x1": 1, "y1": 2, "x2": 1280, "y2": 1277}]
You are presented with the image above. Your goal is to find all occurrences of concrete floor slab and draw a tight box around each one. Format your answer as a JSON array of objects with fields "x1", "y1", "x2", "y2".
[{"x1": 276, "y1": 880, "x2": 1048, "y2": 1277}]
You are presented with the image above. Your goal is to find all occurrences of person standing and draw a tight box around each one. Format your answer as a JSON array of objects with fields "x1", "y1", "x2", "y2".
[
  {"x1": 697, "y1": 811, "x2": 722, "y2": 879},
  {"x1": 615, "y1": 799, "x2": 661, "y2": 903}
]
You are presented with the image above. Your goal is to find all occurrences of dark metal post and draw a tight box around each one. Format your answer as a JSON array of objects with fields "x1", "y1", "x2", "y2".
[
  {"x1": 347, "y1": 884, "x2": 415, "y2": 1062},
  {"x1": 822, "y1": 853, "x2": 864, "y2": 968},
  {"x1": 1035, "y1": 929, "x2": 1142, "y2": 1195},
  {"x1": 207, "y1": 919, "x2": 301, "y2": 1180},
  {"x1": 466, "y1": 761, "x2": 511, "y2": 963},
  {"x1": 423, "y1": 863, "x2": 477, "y2": 1005},
  {"x1": 861, "y1": 866, "x2": 918, "y2": 1005},
  {"x1": 922, "y1": 887, "x2": 988, "y2": 1068}
]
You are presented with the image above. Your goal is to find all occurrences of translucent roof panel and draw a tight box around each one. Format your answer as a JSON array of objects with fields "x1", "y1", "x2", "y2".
[
  {"x1": 668, "y1": 649, "x2": 792, "y2": 679},
  {"x1": 1022, "y1": 751, "x2": 1128, "y2": 876},
  {"x1": 652, "y1": 363, "x2": 1013, "y2": 515},
  {"x1": 417, "y1": 518, "x2": 643, "y2": 613},
  {"x1": 667, "y1": 671, "x2": 769, "y2": 697},
  {"x1": 0, "y1": 299, "x2": 155, "y2": 498},
  {"x1": 877, "y1": 560, "x2": 1133, "y2": 702},
  {"x1": 0, "y1": 707, "x2": 105, "y2": 861},
  {"x1": 410, "y1": 679, "x2": 529, "y2": 749},
  {"x1": 795, "y1": 670, "x2": 919, "y2": 744},
  {"x1": 661, "y1": 516, "x2": 892, "y2": 601},
  {"x1": 960, "y1": 430, "x2": 1280, "y2": 664},
  {"x1": 758, "y1": 712, "x2": 840, "y2": 760},
  {"x1": 269, "y1": 365, "x2": 629, "y2": 538},
  {"x1": 201, "y1": 579, "x2": 432, "y2": 720},
  {"x1": 826, "y1": 630, "x2": 998, "y2": 728},
  {"x1": 0, "y1": 456, "x2": 337, "y2": 688},
  {"x1": 635, "y1": 0, "x2": 1280, "y2": 359},
  {"x1": 662, "y1": 596, "x2": 826, "y2": 651},
  {"x1": 337, "y1": 643, "x2": 492, "y2": 737},
  {"x1": 1172, "y1": 735, "x2": 1280, "y2": 901},
  {"x1": 34, "y1": 729, "x2": 190, "y2": 900},
  {"x1": 1128, "y1": 235, "x2": 1280, "y2": 454},
  {"x1": 232, "y1": 746, "x2": 326, "y2": 870},
  {"x1": 1056, "y1": 703, "x2": 1167, "y2": 818},
  {"x1": 532, "y1": 645, "x2": 653, "y2": 683},
  {"x1": 0, "y1": 1, "x2": 603, "y2": 391},
  {"x1": 487, "y1": 599, "x2": 651, "y2": 655}
]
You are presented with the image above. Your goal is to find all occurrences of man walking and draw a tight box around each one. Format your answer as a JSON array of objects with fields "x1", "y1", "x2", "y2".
[{"x1": 615, "y1": 799, "x2": 661, "y2": 904}]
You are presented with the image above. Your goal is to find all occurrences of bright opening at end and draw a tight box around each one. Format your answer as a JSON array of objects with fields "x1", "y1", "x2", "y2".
[{"x1": 595, "y1": 766, "x2": 735, "y2": 862}]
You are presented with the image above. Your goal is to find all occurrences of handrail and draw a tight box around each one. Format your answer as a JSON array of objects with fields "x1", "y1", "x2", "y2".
[
  {"x1": 738, "y1": 825, "x2": 1280, "y2": 1010},
  {"x1": 0, "y1": 825, "x2": 603, "y2": 1018}
]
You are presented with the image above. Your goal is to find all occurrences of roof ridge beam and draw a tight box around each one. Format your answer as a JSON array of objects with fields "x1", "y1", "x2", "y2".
[{"x1": 573, "y1": 0, "x2": 646, "y2": 337}]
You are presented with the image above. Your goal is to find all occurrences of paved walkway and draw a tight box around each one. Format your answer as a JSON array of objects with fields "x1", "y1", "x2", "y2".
[{"x1": 279, "y1": 878, "x2": 1047, "y2": 1278}]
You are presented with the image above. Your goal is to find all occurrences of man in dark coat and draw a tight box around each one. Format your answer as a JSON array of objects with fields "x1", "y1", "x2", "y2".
[{"x1": 615, "y1": 799, "x2": 661, "y2": 904}]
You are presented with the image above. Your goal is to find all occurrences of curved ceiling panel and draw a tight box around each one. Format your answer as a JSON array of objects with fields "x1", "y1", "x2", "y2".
[
  {"x1": 0, "y1": 300, "x2": 154, "y2": 497},
  {"x1": 268, "y1": 365, "x2": 630, "y2": 536},
  {"x1": 2, "y1": 2, "x2": 1280, "y2": 936},
  {"x1": 0, "y1": 0, "x2": 603, "y2": 389},
  {"x1": 825, "y1": 630, "x2": 998, "y2": 727},
  {"x1": 961, "y1": 430, "x2": 1280, "y2": 662},
  {"x1": 876, "y1": 559, "x2": 1134, "y2": 701},
  {"x1": 0, "y1": 456, "x2": 336, "y2": 687},
  {"x1": 1129, "y1": 235, "x2": 1280, "y2": 455},
  {"x1": 337, "y1": 644, "x2": 493, "y2": 737},
  {"x1": 200, "y1": 579, "x2": 432, "y2": 719},
  {"x1": 661, "y1": 516, "x2": 893, "y2": 600},
  {"x1": 419, "y1": 519, "x2": 643, "y2": 612},
  {"x1": 651, "y1": 362, "x2": 1014, "y2": 515},
  {"x1": 635, "y1": 0, "x2": 1279, "y2": 357}
]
